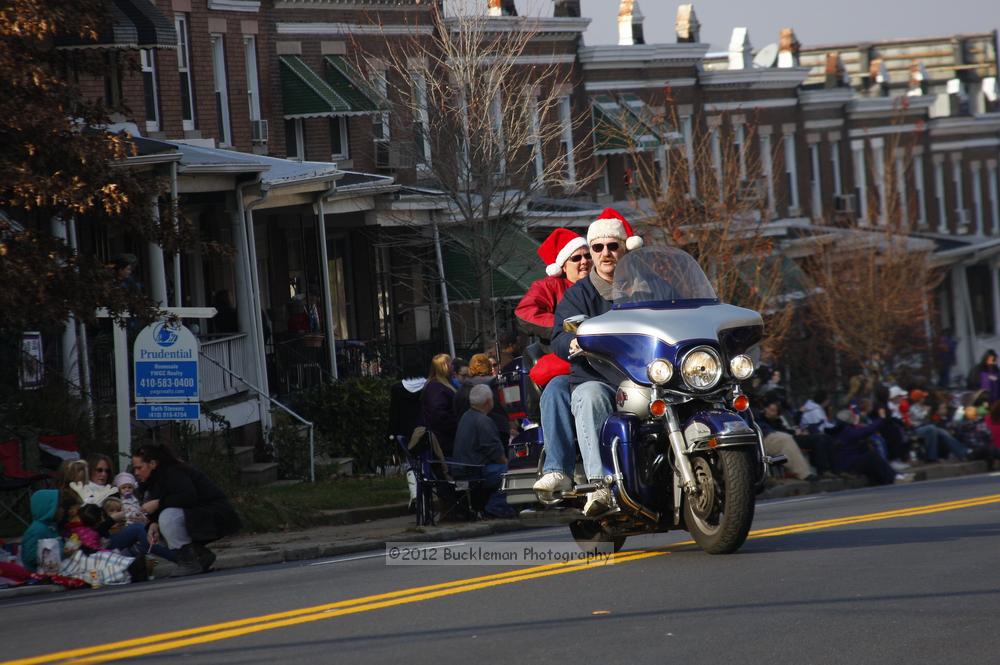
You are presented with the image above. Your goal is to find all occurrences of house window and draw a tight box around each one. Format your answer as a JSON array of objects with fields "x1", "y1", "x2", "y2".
[
  {"x1": 210, "y1": 34, "x2": 231, "y2": 146},
  {"x1": 285, "y1": 119, "x2": 305, "y2": 159},
  {"x1": 914, "y1": 153, "x2": 928, "y2": 228},
  {"x1": 491, "y1": 93, "x2": 506, "y2": 179},
  {"x1": 558, "y1": 96, "x2": 576, "y2": 187},
  {"x1": 244, "y1": 37, "x2": 261, "y2": 122},
  {"x1": 526, "y1": 93, "x2": 544, "y2": 187},
  {"x1": 372, "y1": 68, "x2": 389, "y2": 166},
  {"x1": 682, "y1": 115, "x2": 696, "y2": 195},
  {"x1": 103, "y1": 52, "x2": 122, "y2": 108},
  {"x1": 851, "y1": 139, "x2": 868, "y2": 224},
  {"x1": 809, "y1": 141, "x2": 822, "y2": 220},
  {"x1": 934, "y1": 156, "x2": 947, "y2": 232},
  {"x1": 966, "y1": 264, "x2": 995, "y2": 335},
  {"x1": 709, "y1": 123, "x2": 722, "y2": 201},
  {"x1": 870, "y1": 138, "x2": 886, "y2": 225},
  {"x1": 330, "y1": 117, "x2": 349, "y2": 161},
  {"x1": 783, "y1": 128, "x2": 800, "y2": 215},
  {"x1": 733, "y1": 120, "x2": 746, "y2": 181},
  {"x1": 830, "y1": 139, "x2": 843, "y2": 196},
  {"x1": 761, "y1": 132, "x2": 775, "y2": 216},
  {"x1": 140, "y1": 49, "x2": 160, "y2": 132},
  {"x1": 175, "y1": 14, "x2": 195, "y2": 131},
  {"x1": 596, "y1": 159, "x2": 610, "y2": 197},
  {"x1": 411, "y1": 73, "x2": 431, "y2": 168}
]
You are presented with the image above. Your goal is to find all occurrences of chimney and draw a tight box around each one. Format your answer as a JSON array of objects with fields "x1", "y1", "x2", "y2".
[
  {"x1": 947, "y1": 77, "x2": 970, "y2": 115},
  {"x1": 907, "y1": 62, "x2": 928, "y2": 97},
  {"x1": 777, "y1": 28, "x2": 800, "y2": 68},
  {"x1": 487, "y1": 0, "x2": 517, "y2": 16},
  {"x1": 984, "y1": 77, "x2": 999, "y2": 112},
  {"x1": 728, "y1": 27, "x2": 752, "y2": 70},
  {"x1": 675, "y1": 4, "x2": 700, "y2": 43},
  {"x1": 553, "y1": 0, "x2": 581, "y2": 17},
  {"x1": 618, "y1": 0, "x2": 645, "y2": 46},
  {"x1": 868, "y1": 59, "x2": 889, "y2": 96},
  {"x1": 824, "y1": 52, "x2": 848, "y2": 88}
]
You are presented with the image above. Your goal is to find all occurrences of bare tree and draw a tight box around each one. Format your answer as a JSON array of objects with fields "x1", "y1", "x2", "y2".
[
  {"x1": 368, "y1": 2, "x2": 591, "y2": 347},
  {"x1": 606, "y1": 90, "x2": 796, "y2": 356}
]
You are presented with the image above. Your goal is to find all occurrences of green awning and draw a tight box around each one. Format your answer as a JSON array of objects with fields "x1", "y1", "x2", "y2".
[
  {"x1": 442, "y1": 226, "x2": 545, "y2": 303},
  {"x1": 323, "y1": 56, "x2": 386, "y2": 115},
  {"x1": 592, "y1": 94, "x2": 661, "y2": 155},
  {"x1": 280, "y1": 55, "x2": 351, "y2": 119}
]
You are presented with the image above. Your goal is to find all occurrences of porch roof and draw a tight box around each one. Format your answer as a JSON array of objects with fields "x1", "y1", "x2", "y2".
[{"x1": 592, "y1": 94, "x2": 661, "y2": 156}]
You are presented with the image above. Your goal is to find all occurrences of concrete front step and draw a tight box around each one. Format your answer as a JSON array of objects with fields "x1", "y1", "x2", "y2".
[
  {"x1": 232, "y1": 445, "x2": 255, "y2": 469},
  {"x1": 240, "y1": 462, "x2": 278, "y2": 486}
]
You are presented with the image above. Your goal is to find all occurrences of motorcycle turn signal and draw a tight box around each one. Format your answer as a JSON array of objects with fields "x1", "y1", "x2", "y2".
[
  {"x1": 732, "y1": 393, "x2": 750, "y2": 412},
  {"x1": 650, "y1": 399, "x2": 667, "y2": 418}
]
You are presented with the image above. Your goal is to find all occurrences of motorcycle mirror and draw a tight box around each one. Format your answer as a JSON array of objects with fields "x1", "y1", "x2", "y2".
[{"x1": 563, "y1": 314, "x2": 589, "y2": 333}]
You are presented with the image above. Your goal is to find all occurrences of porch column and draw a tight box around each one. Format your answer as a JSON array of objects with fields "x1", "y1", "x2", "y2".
[
  {"x1": 50, "y1": 216, "x2": 80, "y2": 394},
  {"x1": 851, "y1": 139, "x2": 868, "y2": 225},
  {"x1": 914, "y1": 149, "x2": 928, "y2": 229},
  {"x1": 808, "y1": 134, "x2": 822, "y2": 221},
  {"x1": 870, "y1": 137, "x2": 886, "y2": 225},
  {"x1": 230, "y1": 200, "x2": 255, "y2": 348},
  {"x1": 147, "y1": 196, "x2": 168, "y2": 306},
  {"x1": 971, "y1": 160, "x2": 984, "y2": 235},
  {"x1": 933, "y1": 154, "x2": 947, "y2": 233},
  {"x1": 987, "y1": 159, "x2": 1000, "y2": 235},
  {"x1": 315, "y1": 197, "x2": 339, "y2": 380},
  {"x1": 895, "y1": 154, "x2": 909, "y2": 229}
]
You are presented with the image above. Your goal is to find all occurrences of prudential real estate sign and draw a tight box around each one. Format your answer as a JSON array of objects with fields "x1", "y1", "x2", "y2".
[{"x1": 134, "y1": 319, "x2": 200, "y2": 420}]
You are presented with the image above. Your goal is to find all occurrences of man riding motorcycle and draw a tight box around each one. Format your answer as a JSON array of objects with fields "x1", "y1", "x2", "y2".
[{"x1": 543, "y1": 209, "x2": 644, "y2": 516}]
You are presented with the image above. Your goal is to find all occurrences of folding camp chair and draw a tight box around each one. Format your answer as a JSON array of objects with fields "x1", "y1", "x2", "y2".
[
  {"x1": 37, "y1": 434, "x2": 80, "y2": 472},
  {"x1": 396, "y1": 433, "x2": 487, "y2": 526},
  {"x1": 0, "y1": 439, "x2": 48, "y2": 527}
]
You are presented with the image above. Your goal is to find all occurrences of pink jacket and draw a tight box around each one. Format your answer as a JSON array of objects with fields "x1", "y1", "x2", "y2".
[{"x1": 985, "y1": 414, "x2": 1000, "y2": 450}]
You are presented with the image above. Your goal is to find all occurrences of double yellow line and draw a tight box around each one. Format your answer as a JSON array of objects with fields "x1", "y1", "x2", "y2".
[{"x1": 8, "y1": 492, "x2": 1000, "y2": 665}]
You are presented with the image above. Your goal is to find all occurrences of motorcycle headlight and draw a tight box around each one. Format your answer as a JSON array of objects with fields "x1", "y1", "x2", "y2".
[
  {"x1": 729, "y1": 354, "x2": 755, "y2": 381},
  {"x1": 647, "y1": 359, "x2": 673, "y2": 385},
  {"x1": 680, "y1": 347, "x2": 723, "y2": 391}
]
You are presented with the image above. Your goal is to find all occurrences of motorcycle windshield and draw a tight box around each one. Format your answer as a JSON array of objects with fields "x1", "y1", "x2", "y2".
[{"x1": 611, "y1": 246, "x2": 718, "y2": 308}]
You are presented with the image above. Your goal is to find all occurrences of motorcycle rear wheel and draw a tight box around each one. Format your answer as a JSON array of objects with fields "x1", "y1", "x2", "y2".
[
  {"x1": 569, "y1": 520, "x2": 626, "y2": 553},
  {"x1": 683, "y1": 448, "x2": 755, "y2": 555}
]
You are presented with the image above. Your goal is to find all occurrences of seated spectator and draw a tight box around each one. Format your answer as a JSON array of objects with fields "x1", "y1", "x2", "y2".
[
  {"x1": 87, "y1": 453, "x2": 116, "y2": 486},
  {"x1": 421, "y1": 354, "x2": 459, "y2": 456},
  {"x1": 132, "y1": 444, "x2": 241, "y2": 577},
  {"x1": 452, "y1": 384, "x2": 511, "y2": 517},
  {"x1": 874, "y1": 386, "x2": 912, "y2": 470},
  {"x1": 114, "y1": 472, "x2": 147, "y2": 526},
  {"x1": 60, "y1": 459, "x2": 118, "y2": 506},
  {"x1": 759, "y1": 398, "x2": 834, "y2": 478},
  {"x1": 799, "y1": 390, "x2": 833, "y2": 433},
  {"x1": 984, "y1": 400, "x2": 1000, "y2": 471},
  {"x1": 454, "y1": 353, "x2": 508, "y2": 439},
  {"x1": 19, "y1": 489, "x2": 61, "y2": 572},
  {"x1": 755, "y1": 398, "x2": 815, "y2": 481},
  {"x1": 908, "y1": 389, "x2": 968, "y2": 462},
  {"x1": 830, "y1": 408, "x2": 896, "y2": 485}
]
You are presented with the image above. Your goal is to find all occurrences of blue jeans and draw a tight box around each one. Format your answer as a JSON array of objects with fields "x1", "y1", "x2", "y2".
[
  {"x1": 107, "y1": 522, "x2": 175, "y2": 561},
  {"x1": 916, "y1": 425, "x2": 967, "y2": 461},
  {"x1": 571, "y1": 381, "x2": 616, "y2": 481},
  {"x1": 540, "y1": 374, "x2": 577, "y2": 476}
]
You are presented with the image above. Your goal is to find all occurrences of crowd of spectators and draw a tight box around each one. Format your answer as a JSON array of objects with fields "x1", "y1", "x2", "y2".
[{"x1": 750, "y1": 352, "x2": 1000, "y2": 487}]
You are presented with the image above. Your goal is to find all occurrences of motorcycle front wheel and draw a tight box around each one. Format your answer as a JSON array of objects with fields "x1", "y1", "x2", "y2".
[
  {"x1": 683, "y1": 448, "x2": 755, "y2": 555},
  {"x1": 569, "y1": 520, "x2": 626, "y2": 553}
]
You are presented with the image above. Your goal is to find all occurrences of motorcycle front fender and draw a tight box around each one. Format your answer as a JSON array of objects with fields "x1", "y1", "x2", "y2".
[{"x1": 682, "y1": 409, "x2": 760, "y2": 452}]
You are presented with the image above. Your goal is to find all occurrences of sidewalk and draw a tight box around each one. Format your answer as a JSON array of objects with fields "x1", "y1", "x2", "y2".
[{"x1": 2, "y1": 460, "x2": 990, "y2": 600}]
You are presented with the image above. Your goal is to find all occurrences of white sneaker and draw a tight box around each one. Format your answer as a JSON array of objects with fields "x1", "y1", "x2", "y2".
[
  {"x1": 890, "y1": 460, "x2": 910, "y2": 472},
  {"x1": 533, "y1": 472, "x2": 572, "y2": 493},
  {"x1": 583, "y1": 488, "x2": 613, "y2": 516}
]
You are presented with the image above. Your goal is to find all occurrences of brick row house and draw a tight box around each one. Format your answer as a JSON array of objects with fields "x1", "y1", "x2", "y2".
[{"x1": 42, "y1": 0, "x2": 1000, "y2": 441}]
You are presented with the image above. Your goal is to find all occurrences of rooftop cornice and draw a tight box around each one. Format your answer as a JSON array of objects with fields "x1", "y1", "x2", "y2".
[
  {"x1": 443, "y1": 16, "x2": 591, "y2": 35},
  {"x1": 930, "y1": 113, "x2": 1000, "y2": 136},
  {"x1": 798, "y1": 87, "x2": 856, "y2": 108},
  {"x1": 578, "y1": 43, "x2": 709, "y2": 69},
  {"x1": 847, "y1": 94, "x2": 935, "y2": 119},
  {"x1": 207, "y1": 0, "x2": 260, "y2": 11},
  {"x1": 699, "y1": 67, "x2": 809, "y2": 89}
]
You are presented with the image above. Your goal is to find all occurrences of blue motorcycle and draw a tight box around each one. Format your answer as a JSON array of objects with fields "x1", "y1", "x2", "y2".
[{"x1": 500, "y1": 246, "x2": 784, "y2": 554}]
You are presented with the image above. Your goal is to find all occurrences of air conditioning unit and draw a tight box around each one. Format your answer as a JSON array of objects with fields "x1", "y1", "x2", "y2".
[
  {"x1": 834, "y1": 193, "x2": 857, "y2": 214},
  {"x1": 251, "y1": 119, "x2": 268, "y2": 144},
  {"x1": 954, "y1": 208, "x2": 971, "y2": 233}
]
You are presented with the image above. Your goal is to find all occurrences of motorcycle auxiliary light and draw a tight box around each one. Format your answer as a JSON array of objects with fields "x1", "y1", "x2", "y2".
[
  {"x1": 647, "y1": 359, "x2": 673, "y2": 384},
  {"x1": 729, "y1": 354, "x2": 755, "y2": 381}
]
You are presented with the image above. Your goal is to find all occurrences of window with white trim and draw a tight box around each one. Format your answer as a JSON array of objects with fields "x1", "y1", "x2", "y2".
[
  {"x1": 244, "y1": 37, "x2": 261, "y2": 123},
  {"x1": 210, "y1": 34, "x2": 232, "y2": 146},
  {"x1": 733, "y1": 121, "x2": 747, "y2": 181},
  {"x1": 526, "y1": 93, "x2": 544, "y2": 187},
  {"x1": 914, "y1": 153, "x2": 928, "y2": 228},
  {"x1": 285, "y1": 119, "x2": 305, "y2": 160},
  {"x1": 411, "y1": 73, "x2": 431, "y2": 168},
  {"x1": 372, "y1": 68, "x2": 389, "y2": 166},
  {"x1": 330, "y1": 116, "x2": 349, "y2": 161},
  {"x1": 491, "y1": 93, "x2": 506, "y2": 179},
  {"x1": 175, "y1": 14, "x2": 195, "y2": 131},
  {"x1": 682, "y1": 115, "x2": 696, "y2": 195},
  {"x1": 809, "y1": 141, "x2": 822, "y2": 220},
  {"x1": 558, "y1": 95, "x2": 576, "y2": 187},
  {"x1": 783, "y1": 128, "x2": 800, "y2": 215},
  {"x1": 760, "y1": 132, "x2": 775, "y2": 216},
  {"x1": 140, "y1": 49, "x2": 160, "y2": 132}
]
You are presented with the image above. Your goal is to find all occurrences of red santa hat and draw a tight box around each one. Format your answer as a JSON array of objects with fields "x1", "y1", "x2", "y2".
[
  {"x1": 587, "y1": 208, "x2": 643, "y2": 251},
  {"x1": 538, "y1": 228, "x2": 588, "y2": 277}
]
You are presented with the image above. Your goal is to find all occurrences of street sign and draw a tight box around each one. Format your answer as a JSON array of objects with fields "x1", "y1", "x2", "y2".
[
  {"x1": 136, "y1": 403, "x2": 201, "y2": 421},
  {"x1": 133, "y1": 320, "x2": 199, "y2": 402}
]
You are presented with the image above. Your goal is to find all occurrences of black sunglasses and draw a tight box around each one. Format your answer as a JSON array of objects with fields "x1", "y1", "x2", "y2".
[
  {"x1": 568, "y1": 252, "x2": 591, "y2": 263},
  {"x1": 95, "y1": 467, "x2": 110, "y2": 473},
  {"x1": 590, "y1": 242, "x2": 620, "y2": 253}
]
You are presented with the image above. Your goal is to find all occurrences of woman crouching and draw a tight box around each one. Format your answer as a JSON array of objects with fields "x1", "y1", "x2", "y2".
[{"x1": 132, "y1": 444, "x2": 241, "y2": 576}]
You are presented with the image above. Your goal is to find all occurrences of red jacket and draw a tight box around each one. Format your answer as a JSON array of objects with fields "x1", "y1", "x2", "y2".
[{"x1": 515, "y1": 275, "x2": 572, "y2": 340}]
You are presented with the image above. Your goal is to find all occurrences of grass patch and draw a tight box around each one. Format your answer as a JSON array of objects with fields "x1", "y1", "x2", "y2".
[{"x1": 229, "y1": 476, "x2": 410, "y2": 533}]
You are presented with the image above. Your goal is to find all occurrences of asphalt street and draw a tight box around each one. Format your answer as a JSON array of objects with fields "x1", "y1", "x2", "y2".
[{"x1": 3, "y1": 473, "x2": 1000, "y2": 665}]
